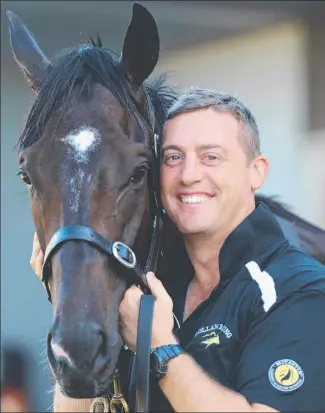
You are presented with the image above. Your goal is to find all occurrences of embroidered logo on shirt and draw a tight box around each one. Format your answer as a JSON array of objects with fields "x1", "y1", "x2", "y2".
[
  {"x1": 201, "y1": 332, "x2": 220, "y2": 348},
  {"x1": 268, "y1": 359, "x2": 304, "y2": 392},
  {"x1": 194, "y1": 324, "x2": 232, "y2": 348}
]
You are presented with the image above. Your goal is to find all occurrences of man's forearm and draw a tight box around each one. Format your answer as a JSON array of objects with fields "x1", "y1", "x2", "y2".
[{"x1": 159, "y1": 353, "x2": 276, "y2": 413}]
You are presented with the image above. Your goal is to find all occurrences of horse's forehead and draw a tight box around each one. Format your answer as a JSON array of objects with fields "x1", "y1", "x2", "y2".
[{"x1": 69, "y1": 83, "x2": 126, "y2": 122}]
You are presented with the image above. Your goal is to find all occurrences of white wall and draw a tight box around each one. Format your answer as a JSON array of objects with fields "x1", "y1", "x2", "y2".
[
  {"x1": 301, "y1": 130, "x2": 325, "y2": 228},
  {"x1": 156, "y1": 21, "x2": 324, "y2": 229}
]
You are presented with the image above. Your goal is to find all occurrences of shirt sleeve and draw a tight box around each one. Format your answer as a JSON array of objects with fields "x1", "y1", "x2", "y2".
[{"x1": 235, "y1": 289, "x2": 325, "y2": 413}]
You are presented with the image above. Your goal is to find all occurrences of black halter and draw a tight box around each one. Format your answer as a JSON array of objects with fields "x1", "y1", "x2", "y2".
[{"x1": 41, "y1": 129, "x2": 163, "y2": 412}]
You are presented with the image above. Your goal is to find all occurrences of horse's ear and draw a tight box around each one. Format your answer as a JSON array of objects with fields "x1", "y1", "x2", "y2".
[
  {"x1": 5, "y1": 10, "x2": 51, "y2": 92},
  {"x1": 121, "y1": 3, "x2": 159, "y2": 87}
]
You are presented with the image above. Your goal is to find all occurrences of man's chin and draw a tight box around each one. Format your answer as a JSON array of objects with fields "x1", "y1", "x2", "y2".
[{"x1": 179, "y1": 223, "x2": 211, "y2": 235}]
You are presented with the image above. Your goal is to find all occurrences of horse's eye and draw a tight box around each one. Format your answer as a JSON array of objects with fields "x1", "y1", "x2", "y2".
[
  {"x1": 130, "y1": 166, "x2": 146, "y2": 185},
  {"x1": 18, "y1": 171, "x2": 32, "y2": 185}
]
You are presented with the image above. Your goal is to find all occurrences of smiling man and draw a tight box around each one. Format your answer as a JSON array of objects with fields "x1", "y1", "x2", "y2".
[{"x1": 119, "y1": 87, "x2": 325, "y2": 412}]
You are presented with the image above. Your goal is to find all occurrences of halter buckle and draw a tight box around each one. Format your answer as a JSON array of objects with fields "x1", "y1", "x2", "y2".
[{"x1": 112, "y1": 241, "x2": 137, "y2": 269}]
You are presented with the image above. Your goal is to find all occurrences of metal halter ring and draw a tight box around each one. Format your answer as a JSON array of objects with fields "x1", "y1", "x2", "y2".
[
  {"x1": 90, "y1": 396, "x2": 110, "y2": 412},
  {"x1": 112, "y1": 241, "x2": 137, "y2": 269}
]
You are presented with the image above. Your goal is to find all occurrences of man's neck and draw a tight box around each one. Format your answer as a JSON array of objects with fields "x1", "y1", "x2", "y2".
[
  {"x1": 184, "y1": 202, "x2": 255, "y2": 291},
  {"x1": 184, "y1": 232, "x2": 222, "y2": 292}
]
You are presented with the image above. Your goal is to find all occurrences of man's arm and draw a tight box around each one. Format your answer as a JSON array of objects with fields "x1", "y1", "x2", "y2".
[
  {"x1": 160, "y1": 288, "x2": 325, "y2": 413},
  {"x1": 235, "y1": 289, "x2": 325, "y2": 412},
  {"x1": 120, "y1": 273, "x2": 279, "y2": 413},
  {"x1": 159, "y1": 352, "x2": 278, "y2": 413}
]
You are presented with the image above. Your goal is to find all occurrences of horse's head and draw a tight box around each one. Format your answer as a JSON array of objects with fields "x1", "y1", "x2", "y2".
[{"x1": 6, "y1": 4, "x2": 175, "y2": 397}]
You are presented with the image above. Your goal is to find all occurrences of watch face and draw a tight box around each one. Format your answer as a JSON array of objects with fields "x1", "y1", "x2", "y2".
[
  {"x1": 150, "y1": 345, "x2": 183, "y2": 379},
  {"x1": 157, "y1": 360, "x2": 168, "y2": 376},
  {"x1": 150, "y1": 353, "x2": 167, "y2": 379}
]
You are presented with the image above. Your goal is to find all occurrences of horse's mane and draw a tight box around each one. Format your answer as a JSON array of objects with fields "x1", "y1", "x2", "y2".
[{"x1": 17, "y1": 40, "x2": 177, "y2": 151}]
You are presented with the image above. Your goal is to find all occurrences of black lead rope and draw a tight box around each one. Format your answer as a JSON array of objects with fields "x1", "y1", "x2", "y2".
[
  {"x1": 135, "y1": 295, "x2": 155, "y2": 412},
  {"x1": 127, "y1": 212, "x2": 163, "y2": 413}
]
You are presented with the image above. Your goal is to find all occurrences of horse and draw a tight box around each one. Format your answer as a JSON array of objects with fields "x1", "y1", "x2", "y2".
[
  {"x1": 6, "y1": 4, "x2": 176, "y2": 410},
  {"x1": 6, "y1": 3, "x2": 325, "y2": 412}
]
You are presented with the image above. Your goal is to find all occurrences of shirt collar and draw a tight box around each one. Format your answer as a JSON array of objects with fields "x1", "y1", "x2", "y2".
[{"x1": 219, "y1": 201, "x2": 287, "y2": 284}]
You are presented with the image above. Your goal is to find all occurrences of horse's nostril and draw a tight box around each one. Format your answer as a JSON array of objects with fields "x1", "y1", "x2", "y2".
[
  {"x1": 92, "y1": 326, "x2": 113, "y2": 374},
  {"x1": 48, "y1": 322, "x2": 111, "y2": 375},
  {"x1": 98, "y1": 330, "x2": 107, "y2": 356},
  {"x1": 49, "y1": 335, "x2": 75, "y2": 370},
  {"x1": 92, "y1": 324, "x2": 109, "y2": 363}
]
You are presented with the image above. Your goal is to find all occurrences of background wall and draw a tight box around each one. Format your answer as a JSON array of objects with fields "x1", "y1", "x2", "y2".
[{"x1": 157, "y1": 21, "x2": 310, "y2": 218}]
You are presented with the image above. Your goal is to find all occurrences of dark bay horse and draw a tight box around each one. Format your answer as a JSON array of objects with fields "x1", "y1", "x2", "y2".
[
  {"x1": 6, "y1": 3, "x2": 176, "y2": 401},
  {"x1": 6, "y1": 2, "x2": 325, "y2": 409}
]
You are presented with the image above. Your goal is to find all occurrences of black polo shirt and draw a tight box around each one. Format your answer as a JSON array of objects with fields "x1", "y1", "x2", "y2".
[{"x1": 149, "y1": 201, "x2": 325, "y2": 412}]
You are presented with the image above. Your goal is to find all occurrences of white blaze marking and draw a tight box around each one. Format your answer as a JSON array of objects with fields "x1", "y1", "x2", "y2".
[
  {"x1": 51, "y1": 341, "x2": 74, "y2": 367},
  {"x1": 62, "y1": 126, "x2": 101, "y2": 212},
  {"x1": 68, "y1": 170, "x2": 85, "y2": 213},
  {"x1": 62, "y1": 126, "x2": 101, "y2": 164}
]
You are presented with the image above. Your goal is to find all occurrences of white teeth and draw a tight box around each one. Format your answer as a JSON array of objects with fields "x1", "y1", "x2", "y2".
[{"x1": 180, "y1": 195, "x2": 212, "y2": 204}]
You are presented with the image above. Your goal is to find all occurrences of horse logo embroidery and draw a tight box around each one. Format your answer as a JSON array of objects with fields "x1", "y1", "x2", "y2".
[{"x1": 201, "y1": 331, "x2": 220, "y2": 348}]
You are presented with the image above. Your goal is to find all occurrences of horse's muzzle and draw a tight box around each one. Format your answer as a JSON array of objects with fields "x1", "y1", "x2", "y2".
[{"x1": 47, "y1": 322, "x2": 122, "y2": 397}]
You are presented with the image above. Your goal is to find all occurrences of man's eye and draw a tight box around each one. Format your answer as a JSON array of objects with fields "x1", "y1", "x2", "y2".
[
  {"x1": 203, "y1": 154, "x2": 220, "y2": 162},
  {"x1": 170, "y1": 155, "x2": 180, "y2": 161},
  {"x1": 164, "y1": 154, "x2": 181, "y2": 163}
]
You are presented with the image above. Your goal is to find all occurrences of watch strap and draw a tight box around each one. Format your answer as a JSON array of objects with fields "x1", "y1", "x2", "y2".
[{"x1": 151, "y1": 344, "x2": 183, "y2": 359}]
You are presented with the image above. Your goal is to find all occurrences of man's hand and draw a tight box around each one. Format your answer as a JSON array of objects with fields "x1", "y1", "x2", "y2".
[
  {"x1": 119, "y1": 272, "x2": 178, "y2": 352},
  {"x1": 30, "y1": 232, "x2": 44, "y2": 280}
]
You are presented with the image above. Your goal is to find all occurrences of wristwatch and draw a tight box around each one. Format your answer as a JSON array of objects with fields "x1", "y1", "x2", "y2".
[{"x1": 150, "y1": 344, "x2": 183, "y2": 380}]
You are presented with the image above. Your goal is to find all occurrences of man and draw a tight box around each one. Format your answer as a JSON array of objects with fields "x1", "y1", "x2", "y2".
[
  {"x1": 31, "y1": 88, "x2": 325, "y2": 412},
  {"x1": 119, "y1": 87, "x2": 325, "y2": 412}
]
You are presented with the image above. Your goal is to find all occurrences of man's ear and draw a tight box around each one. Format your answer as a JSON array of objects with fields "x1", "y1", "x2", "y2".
[{"x1": 250, "y1": 155, "x2": 269, "y2": 191}]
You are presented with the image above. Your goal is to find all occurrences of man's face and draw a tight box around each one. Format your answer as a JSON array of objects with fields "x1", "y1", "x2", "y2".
[{"x1": 160, "y1": 108, "x2": 268, "y2": 237}]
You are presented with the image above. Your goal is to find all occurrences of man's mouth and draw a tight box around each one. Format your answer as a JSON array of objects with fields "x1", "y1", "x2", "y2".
[{"x1": 179, "y1": 194, "x2": 213, "y2": 204}]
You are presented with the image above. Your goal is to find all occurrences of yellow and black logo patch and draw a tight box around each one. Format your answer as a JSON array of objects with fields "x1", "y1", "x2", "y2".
[{"x1": 268, "y1": 359, "x2": 304, "y2": 392}]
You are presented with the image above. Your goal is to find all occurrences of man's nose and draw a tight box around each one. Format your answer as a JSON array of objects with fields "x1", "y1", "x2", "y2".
[{"x1": 180, "y1": 156, "x2": 203, "y2": 186}]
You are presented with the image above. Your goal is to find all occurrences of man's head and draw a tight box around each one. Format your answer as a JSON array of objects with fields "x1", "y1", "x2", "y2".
[{"x1": 160, "y1": 87, "x2": 268, "y2": 239}]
